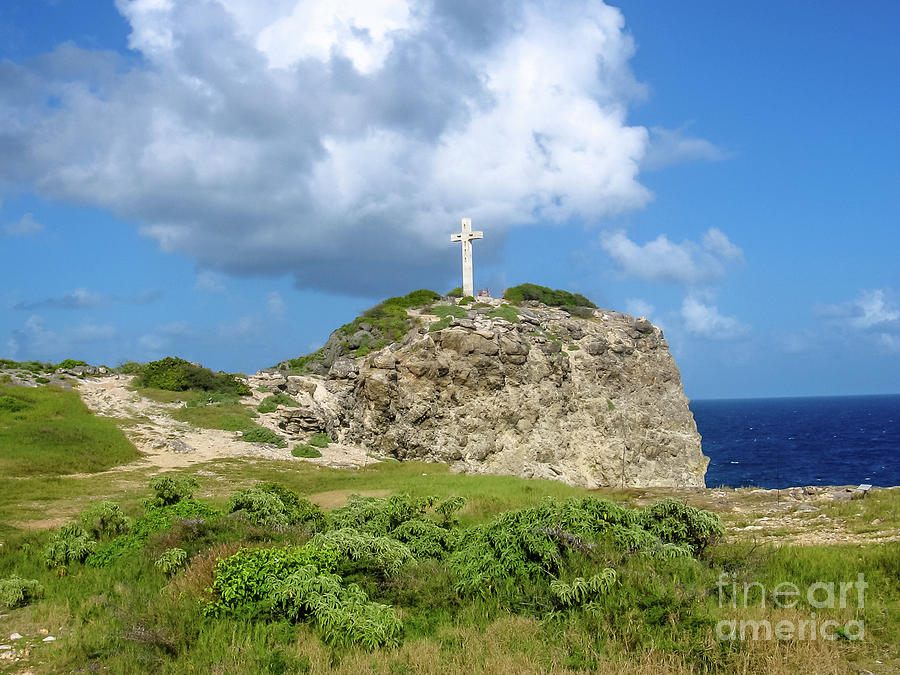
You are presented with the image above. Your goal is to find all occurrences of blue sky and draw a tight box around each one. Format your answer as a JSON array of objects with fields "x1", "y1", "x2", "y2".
[{"x1": 1, "y1": 0, "x2": 898, "y2": 399}]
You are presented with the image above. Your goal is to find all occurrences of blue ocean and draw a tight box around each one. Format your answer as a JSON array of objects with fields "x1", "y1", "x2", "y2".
[{"x1": 690, "y1": 394, "x2": 900, "y2": 489}]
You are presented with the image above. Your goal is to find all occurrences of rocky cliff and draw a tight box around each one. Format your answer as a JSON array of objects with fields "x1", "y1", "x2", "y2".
[{"x1": 256, "y1": 295, "x2": 708, "y2": 488}]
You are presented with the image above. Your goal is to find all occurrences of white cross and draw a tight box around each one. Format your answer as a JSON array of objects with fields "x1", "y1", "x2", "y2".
[{"x1": 450, "y1": 217, "x2": 483, "y2": 298}]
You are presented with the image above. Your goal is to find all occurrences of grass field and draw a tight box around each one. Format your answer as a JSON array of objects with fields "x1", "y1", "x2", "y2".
[
  {"x1": 0, "y1": 385, "x2": 897, "y2": 674},
  {"x1": 0, "y1": 385, "x2": 139, "y2": 478}
]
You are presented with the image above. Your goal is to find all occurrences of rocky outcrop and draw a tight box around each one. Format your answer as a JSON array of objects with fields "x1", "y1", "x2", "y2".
[{"x1": 254, "y1": 298, "x2": 708, "y2": 488}]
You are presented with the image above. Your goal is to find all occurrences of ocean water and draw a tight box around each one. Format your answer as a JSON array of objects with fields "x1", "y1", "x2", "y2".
[{"x1": 690, "y1": 394, "x2": 900, "y2": 489}]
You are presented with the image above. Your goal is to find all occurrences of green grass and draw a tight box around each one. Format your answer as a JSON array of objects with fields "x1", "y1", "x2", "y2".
[
  {"x1": 487, "y1": 304, "x2": 520, "y2": 322},
  {"x1": 241, "y1": 425, "x2": 287, "y2": 448},
  {"x1": 292, "y1": 444, "x2": 323, "y2": 458},
  {"x1": 308, "y1": 432, "x2": 330, "y2": 448},
  {"x1": 0, "y1": 385, "x2": 139, "y2": 477},
  {"x1": 172, "y1": 402, "x2": 258, "y2": 431},
  {"x1": 429, "y1": 305, "x2": 468, "y2": 320},
  {"x1": 0, "y1": 465, "x2": 895, "y2": 673}
]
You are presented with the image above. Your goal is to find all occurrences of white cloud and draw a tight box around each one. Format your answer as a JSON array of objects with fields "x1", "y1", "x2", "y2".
[
  {"x1": 680, "y1": 295, "x2": 749, "y2": 340},
  {"x1": 601, "y1": 228, "x2": 743, "y2": 285},
  {"x1": 2, "y1": 213, "x2": 44, "y2": 237},
  {"x1": 642, "y1": 126, "x2": 731, "y2": 170},
  {"x1": 813, "y1": 288, "x2": 900, "y2": 351},
  {"x1": 0, "y1": 1, "x2": 695, "y2": 295},
  {"x1": 267, "y1": 291, "x2": 286, "y2": 320}
]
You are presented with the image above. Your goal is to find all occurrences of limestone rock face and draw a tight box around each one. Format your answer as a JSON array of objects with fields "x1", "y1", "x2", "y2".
[{"x1": 269, "y1": 303, "x2": 708, "y2": 488}]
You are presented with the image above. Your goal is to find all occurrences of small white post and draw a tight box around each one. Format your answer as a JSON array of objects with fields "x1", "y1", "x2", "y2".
[{"x1": 450, "y1": 217, "x2": 483, "y2": 297}]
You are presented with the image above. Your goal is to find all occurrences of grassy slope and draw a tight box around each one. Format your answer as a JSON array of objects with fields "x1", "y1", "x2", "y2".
[
  {"x1": 0, "y1": 385, "x2": 139, "y2": 477},
  {"x1": 0, "y1": 461, "x2": 896, "y2": 674},
  {"x1": 0, "y1": 386, "x2": 897, "y2": 673}
]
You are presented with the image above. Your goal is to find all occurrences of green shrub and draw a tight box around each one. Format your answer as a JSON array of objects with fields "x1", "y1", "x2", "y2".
[
  {"x1": 270, "y1": 566, "x2": 402, "y2": 648},
  {"x1": 227, "y1": 483, "x2": 326, "y2": 530},
  {"x1": 56, "y1": 359, "x2": 88, "y2": 370},
  {"x1": 549, "y1": 570, "x2": 618, "y2": 607},
  {"x1": 79, "y1": 500, "x2": 131, "y2": 539},
  {"x1": 0, "y1": 576, "x2": 45, "y2": 609},
  {"x1": 292, "y1": 444, "x2": 322, "y2": 458},
  {"x1": 445, "y1": 287, "x2": 463, "y2": 297},
  {"x1": 308, "y1": 432, "x2": 330, "y2": 448},
  {"x1": 503, "y1": 283, "x2": 596, "y2": 308},
  {"x1": 228, "y1": 487, "x2": 292, "y2": 528},
  {"x1": 145, "y1": 475, "x2": 198, "y2": 508},
  {"x1": 116, "y1": 361, "x2": 144, "y2": 375},
  {"x1": 639, "y1": 498, "x2": 725, "y2": 553},
  {"x1": 390, "y1": 519, "x2": 457, "y2": 559},
  {"x1": 0, "y1": 394, "x2": 29, "y2": 413},
  {"x1": 155, "y1": 547, "x2": 188, "y2": 576},
  {"x1": 87, "y1": 499, "x2": 220, "y2": 567},
  {"x1": 257, "y1": 482, "x2": 326, "y2": 530},
  {"x1": 429, "y1": 305, "x2": 467, "y2": 320},
  {"x1": 446, "y1": 497, "x2": 715, "y2": 597},
  {"x1": 43, "y1": 523, "x2": 95, "y2": 571},
  {"x1": 257, "y1": 394, "x2": 298, "y2": 413},
  {"x1": 458, "y1": 295, "x2": 475, "y2": 305},
  {"x1": 35, "y1": 376, "x2": 50, "y2": 384},
  {"x1": 329, "y1": 493, "x2": 437, "y2": 535},
  {"x1": 204, "y1": 545, "x2": 338, "y2": 618},
  {"x1": 138, "y1": 357, "x2": 250, "y2": 395},
  {"x1": 241, "y1": 425, "x2": 287, "y2": 448},
  {"x1": 310, "y1": 529, "x2": 415, "y2": 576}
]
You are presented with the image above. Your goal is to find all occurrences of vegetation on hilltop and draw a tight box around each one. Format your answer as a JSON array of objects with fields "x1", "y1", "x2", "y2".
[
  {"x1": 504, "y1": 283, "x2": 597, "y2": 312},
  {"x1": 137, "y1": 356, "x2": 250, "y2": 396},
  {"x1": 337, "y1": 288, "x2": 441, "y2": 343}
]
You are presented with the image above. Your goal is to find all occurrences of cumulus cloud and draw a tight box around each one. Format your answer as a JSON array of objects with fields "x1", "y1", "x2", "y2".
[
  {"x1": 13, "y1": 287, "x2": 162, "y2": 310},
  {"x1": 601, "y1": 227, "x2": 743, "y2": 285},
  {"x1": 680, "y1": 295, "x2": 749, "y2": 340},
  {"x1": 0, "y1": 0, "x2": 702, "y2": 295},
  {"x1": 2, "y1": 212, "x2": 44, "y2": 237},
  {"x1": 642, "y1": 126, "x2": 731, "y2": 170}
]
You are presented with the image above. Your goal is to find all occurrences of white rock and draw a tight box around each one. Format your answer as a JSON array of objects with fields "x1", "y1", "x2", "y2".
[
  {"x1": 9, "y1": 633, "x2": 22, "y2": 640},
  {"x1": 0, "y1": 645, "x2": 12, "y2": 650},
  {"x1": 42, "y1": 636, "x2": 56, "y2": 642}
]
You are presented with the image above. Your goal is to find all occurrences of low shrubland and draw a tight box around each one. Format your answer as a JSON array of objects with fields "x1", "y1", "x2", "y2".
[{"x1": 1, "y1": 471, "x2": 896, "y2": 673}]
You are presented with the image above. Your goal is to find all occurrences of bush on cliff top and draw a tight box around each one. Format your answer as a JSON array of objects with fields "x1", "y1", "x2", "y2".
[
  {"x1": 503, "y1": 283, "x2": 596, "y2": 309},
  {"x1": 138, "y1": 357, "x2": 250, "y2": 396}
]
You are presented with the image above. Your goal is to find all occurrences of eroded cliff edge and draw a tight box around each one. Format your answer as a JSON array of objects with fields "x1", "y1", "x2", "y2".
[{"x1": 260, "y1": 296, "x2": 709, "y2": 488}]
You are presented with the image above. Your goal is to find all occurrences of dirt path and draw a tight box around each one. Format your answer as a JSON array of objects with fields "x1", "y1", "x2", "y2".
[{"x1": 75, "y1": 376, "x2": 373, "y2": 473}]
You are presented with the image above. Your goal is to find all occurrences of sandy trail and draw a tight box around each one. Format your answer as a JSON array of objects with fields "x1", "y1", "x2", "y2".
[{"x1": 75, "y1": 376, "x2": 373, "y2": 473}]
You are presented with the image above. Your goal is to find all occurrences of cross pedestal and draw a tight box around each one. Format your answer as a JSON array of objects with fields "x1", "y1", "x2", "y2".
[{"x1": 450, "y1": 218, "x2": 483, "y2": 298}]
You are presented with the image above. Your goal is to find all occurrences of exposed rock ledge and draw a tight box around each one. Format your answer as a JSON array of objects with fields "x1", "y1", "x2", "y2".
[{"x1": 253, "y1": 299, "x2": 709, "y2": 488}]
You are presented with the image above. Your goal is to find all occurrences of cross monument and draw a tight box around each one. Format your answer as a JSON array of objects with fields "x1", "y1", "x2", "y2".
[{"x1": 450, "y1": 217, "x2": 483, "y2": 298}]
